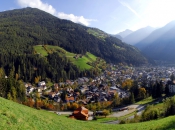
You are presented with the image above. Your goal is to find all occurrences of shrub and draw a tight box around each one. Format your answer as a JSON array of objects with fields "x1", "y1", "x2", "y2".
[
  {"x1": 119, "y1": 120, "x2": 126, "y2": 124},
  {"x1": 163, "y1": 96, "x2": 175, "y2": 117},
  {"x1": 141, "y1": 105, "x2": 160, "y2": 121}
]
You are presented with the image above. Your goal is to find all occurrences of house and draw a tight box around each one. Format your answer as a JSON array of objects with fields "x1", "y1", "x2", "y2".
[
  {"x1": 26, "y1": 86, "x2": 34, "y2": 94},
  {"x1": 77, "y1": 78, "x2": 85, "y2": 85},
  {"x1": 54, "y1": 96, "x2": 61, "y2": 102},
  {"x1": 36, "y1": 86, "x2": 47, "y2": 93},
  {"x1": 38, "y1": 81, "x2": 46, "y2": 87},
  {"x1": 110, "y1": 86, "x2": 118, "y2": 90},
  {"x1": 48, "y1": 92, "x2": 56, "y2": 99},
  {"x1": 70, "y1": 106, "x2": 89, "y2": 120},
  {"x1": 83, "y1": 77, "x2": 89, "y2": 82},
  {"x1": 80, "y1": 85, "x2": 89, "y2": 93}
]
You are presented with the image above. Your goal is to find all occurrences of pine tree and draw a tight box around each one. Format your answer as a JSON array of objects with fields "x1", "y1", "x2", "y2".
[{"x1": 130, "y1": 92, "x2": 135, "y2": 104}]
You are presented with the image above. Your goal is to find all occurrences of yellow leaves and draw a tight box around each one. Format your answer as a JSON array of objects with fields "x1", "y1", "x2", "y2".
[
  {"x1": 122, "y1": 79, "x2": 133, "y2": 90},
  {"x1": 34, "y1": 76, "x2": 41, "y2": 84},
  {"x1": 72, "y1": 103, "x2": 79, "y2": 110},
  {"x1": 138, "y1": 87, "x2": 146, "y2": 99}
]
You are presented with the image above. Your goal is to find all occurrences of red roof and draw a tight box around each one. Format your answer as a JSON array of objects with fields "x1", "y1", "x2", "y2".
[{"x1": 72, "y1": 106, "x2": 89, "y2": 120}]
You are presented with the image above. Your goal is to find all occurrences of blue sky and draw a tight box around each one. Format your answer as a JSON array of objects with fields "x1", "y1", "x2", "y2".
[{"x1": 1, "y1": 0, "x2": 175, "y2": 34}]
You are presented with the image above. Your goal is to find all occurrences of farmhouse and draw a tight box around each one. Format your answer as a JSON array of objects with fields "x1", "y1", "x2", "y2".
[{"x1": 70, "y1": 106, "x2": 89, "y2": 120}]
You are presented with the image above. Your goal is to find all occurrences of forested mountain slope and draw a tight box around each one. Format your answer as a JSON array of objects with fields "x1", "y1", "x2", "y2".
[
  {"x1": 0, "y1": 7, "x2": 150, "y2": 82},
  {"x1": 0, "y1": 7, "x2": 148, "y2": 65}
]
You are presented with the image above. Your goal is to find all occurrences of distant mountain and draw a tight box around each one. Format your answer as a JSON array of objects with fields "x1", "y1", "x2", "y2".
[
  {"x1": 116, "y1": 29, "x2": 133, "y2": 38},
  {"x1": 123, "y1": 26, "x2": 155, "y2": 45},
  {"x1": 135, "y1": 20, "x2": 175, "y2": 62},
  {"x1": 112, "y1": 34, "x2": 122, "y2": 40}
]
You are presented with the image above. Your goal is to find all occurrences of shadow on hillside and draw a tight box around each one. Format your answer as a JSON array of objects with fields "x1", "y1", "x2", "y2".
[{"x1": 157, "y1": 120, "x2": 175, "y2": 130}]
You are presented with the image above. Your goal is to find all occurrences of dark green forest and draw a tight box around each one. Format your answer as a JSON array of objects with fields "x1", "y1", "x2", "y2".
[{"x1": 0, "y1": 7, "x2": 149, "y2": 83}]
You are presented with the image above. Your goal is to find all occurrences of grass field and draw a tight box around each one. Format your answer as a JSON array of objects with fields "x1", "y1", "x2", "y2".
[
  {"x1": 135, "y1": 97, "x2": 155, "y2": 105},
  {"x1": 33, "y1": 45, "x2": 105, "y2": 70},
  {"x1": 87, "y1": 28, "x2": 108, "y2": 41},
  {"x1": 1, "y1": 97, "x2": 175, "y2": 130},
  {"x1": 34, "y1": 45, "x2": 48, "y2": 56}
]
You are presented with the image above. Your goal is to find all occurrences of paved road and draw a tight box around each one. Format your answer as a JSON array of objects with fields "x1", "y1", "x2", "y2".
[
  {"x1": 106, "y1": 104, "x2": 145, "y2": 124},
  {"x1": 49, "y1": 111, "x2": 93, "y2": 115},
  {"x1": 109, "y1": 104, "x2": 140, "y2": 117}
]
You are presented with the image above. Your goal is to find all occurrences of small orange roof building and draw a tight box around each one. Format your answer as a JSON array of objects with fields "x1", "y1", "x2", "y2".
[{"x1": 71, "y1": 106, "x2": 89, "y2": 120}]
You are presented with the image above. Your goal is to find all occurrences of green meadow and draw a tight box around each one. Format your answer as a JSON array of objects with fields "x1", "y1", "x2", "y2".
[
  {"x1": 1, "y1": 97, "x2": 175, "y2": 130},
  {"x1": 34, "y1": 45, "x2": 105, "y2": 70}
]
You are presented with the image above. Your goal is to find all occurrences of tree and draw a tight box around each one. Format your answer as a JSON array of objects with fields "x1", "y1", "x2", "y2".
[
  {"x1": 102, "y1": 109, "x2": 110, "y2": 117},
  {"x1": 163, "y1": 96, "x2": 175, "y2": 116},
  {"x1": 130, "y1": 92, "x2": 135, "y2": 104},
  {"x1": 170, "y1": 74, "x2": 175, "y2": 81},
  {"x1": 138, "y1": 87, "x2": 146, "y2": 99},
  {"x1": 152, "y1": 81, "x2": 163, "y2": 98},
  {"x1": 60, "y1": 90, "x2": 67, "y2": 102},
  {"x1": 131, "y1": 80, "x2": 139, "y2": 100},
  {"x1": 35, "y1": 92, "x2": 40, "y2": 99},
  {"x1": 71, "y1": 103, "x2": 79, "y2": 110},
  {"x1": 112, "y1": 93, "x2": 120, "y2": 107},
  {"x1": 165, "y1": 82, "x2": 170, "y2": 95}
]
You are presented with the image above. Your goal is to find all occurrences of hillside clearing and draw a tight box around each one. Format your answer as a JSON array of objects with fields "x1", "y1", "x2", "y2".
[{"x1": 34, "y1": 45, "x2": 106, "y2": 70}]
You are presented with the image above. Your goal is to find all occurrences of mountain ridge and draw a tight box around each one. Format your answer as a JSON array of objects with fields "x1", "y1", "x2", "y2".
[
  {"x1": 0, "y1": 7, "x2": 148, "y2": 65},
  {"x1": 135, "y1": 20, "x2": 175, "y2": 62},
  {"x1": 123, "y1": 26, "x2": 155, "y2": 45},
  {"x1": 116, "y1": 29, "x2": 133, "y2": 38}
]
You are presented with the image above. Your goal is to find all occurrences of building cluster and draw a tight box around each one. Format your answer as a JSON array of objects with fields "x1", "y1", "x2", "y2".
[{"x1": 25, "y1": 65, "x2": 175, "y2": 104}]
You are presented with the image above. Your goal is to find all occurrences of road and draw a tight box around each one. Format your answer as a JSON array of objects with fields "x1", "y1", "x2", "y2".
[
  {"x1": 106, "y1": 104, "x2": 146, "y2": 124},
  {"x1": 49, "y1": 111, "x2": 93, "y2": 115},
  {"x1": 109, "y1": 104, "x2": 140, "y2": 117}
]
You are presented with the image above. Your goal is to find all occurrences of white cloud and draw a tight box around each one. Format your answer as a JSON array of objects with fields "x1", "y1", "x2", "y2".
[
  {"x1": 17, "y1": 0, "x2": 96, "y2": 26},
  {"x1": 57, "y1": 12, "x2": 96, "y2": 26},
  {"x1": 118, "y1": 0, "x2": 141, "y2": 18},
  {"x1": 17, "y1": 0, "x2": 56, "y2": 15}
]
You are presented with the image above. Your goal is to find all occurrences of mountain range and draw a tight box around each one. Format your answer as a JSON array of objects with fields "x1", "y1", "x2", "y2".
[
  {"x1": 135, "y1": 21, "x2": 175, "y2": 62},
  {"x1": 114, "y1": 29, "x2": 133, "y2": 39},
  {"x1": 123, "y1": 26, "x2": 155, "y2": 45},
  {"x1": 116, "y1": 20, "x2": 175, "y2": 63}
]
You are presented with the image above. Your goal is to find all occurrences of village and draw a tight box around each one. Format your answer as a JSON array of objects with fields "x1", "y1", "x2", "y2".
[{"x1": 25, "y1": 64, "x2": 175, "y2": 107}]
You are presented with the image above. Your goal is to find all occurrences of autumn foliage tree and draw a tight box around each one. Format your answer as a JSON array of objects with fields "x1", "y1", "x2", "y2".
[
  {"x1": 103, "y1": 109, "x2": 110, "y2": 117},
  {"x1": 138, "y1": 87, "x2": 146, "y2": 100},
  {"x1": 122, "y1": 79, "x2": 133, "y2": 90}
]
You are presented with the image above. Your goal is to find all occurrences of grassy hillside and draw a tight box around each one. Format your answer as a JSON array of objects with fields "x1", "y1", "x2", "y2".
[
  {"x1": 87, "y1": 28, "x2": 108, "y2": 41},
  {"x1": 1, "y1": 97, "x2": 175, "y2": 130},
  {"x1": 34, "y1": 45, "x2": 106, "y2": 70}
]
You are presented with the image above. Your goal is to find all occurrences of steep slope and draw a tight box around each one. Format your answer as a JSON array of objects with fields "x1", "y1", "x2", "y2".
[
  {"x1": 1, "y1": 97, "x2": 175, "y2": 130},
  {"x1": 123, "y1": 26, "x2": 155, "y2": 45},
  {"x1": 0, "y1": 7, "x2": 148, "y2": 65},
  {"x1": 116, "y1": 29, "x2": 133, "y2": 38},
  {"x1": 135, "y1": 21, "x2": 175, "y2": 62}
]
